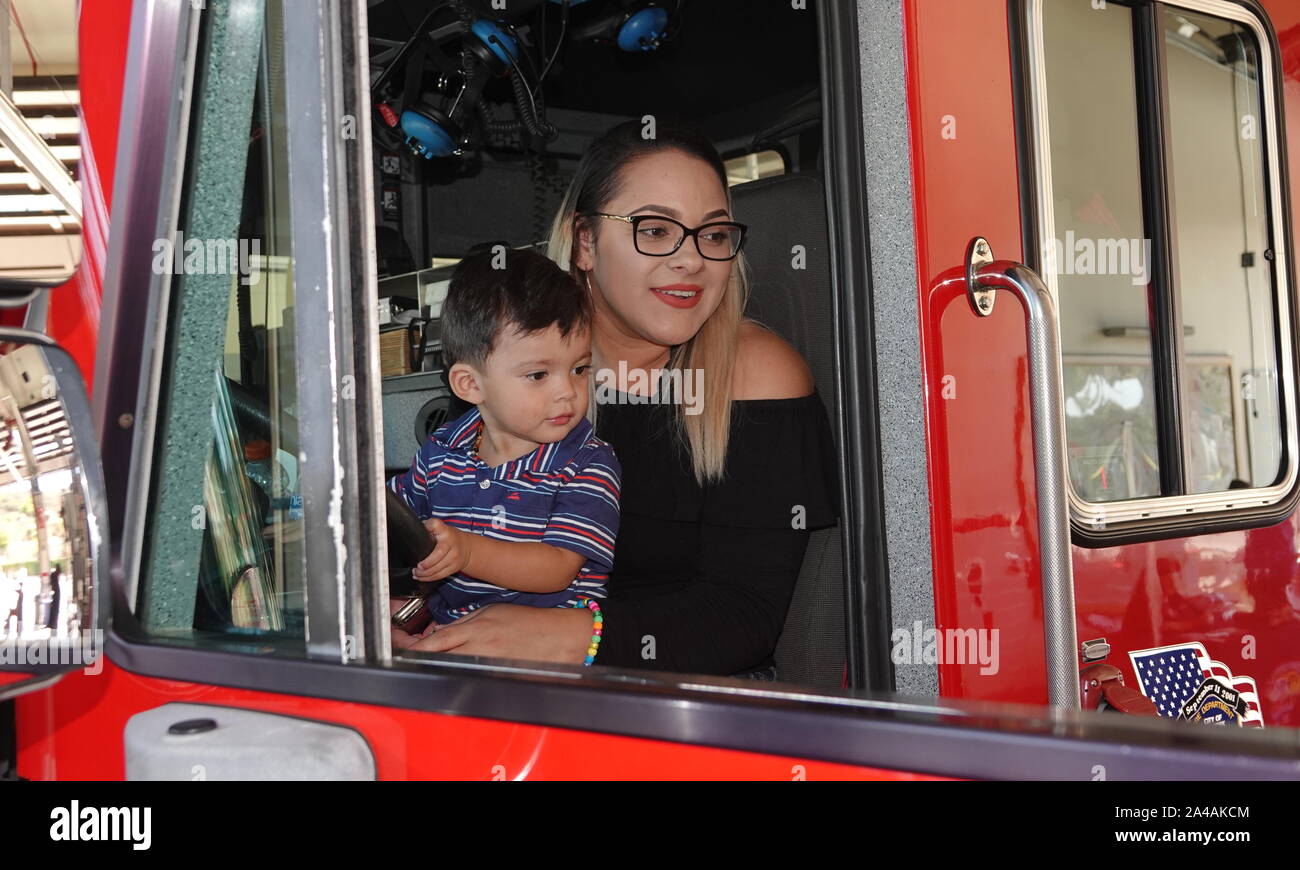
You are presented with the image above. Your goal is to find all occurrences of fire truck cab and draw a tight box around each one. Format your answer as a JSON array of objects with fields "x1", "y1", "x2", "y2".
[{"x1": 2, "y1": 0, "x2": 1300, "y2": 780}]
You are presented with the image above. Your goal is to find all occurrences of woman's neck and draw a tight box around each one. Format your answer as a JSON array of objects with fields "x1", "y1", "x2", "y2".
[{"x1": 592, "y1": 323, "x2": 671, "y2": 396}]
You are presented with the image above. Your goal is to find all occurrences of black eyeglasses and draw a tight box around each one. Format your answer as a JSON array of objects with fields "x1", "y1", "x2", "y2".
[{"x1": 589, "y1": 213, "x2": 748, "y2": 261}]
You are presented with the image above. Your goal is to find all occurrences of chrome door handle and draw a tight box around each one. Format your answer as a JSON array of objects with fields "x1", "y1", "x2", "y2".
[{"x1": 965, "y1": 237, "x2": 1079, "y2": 710}]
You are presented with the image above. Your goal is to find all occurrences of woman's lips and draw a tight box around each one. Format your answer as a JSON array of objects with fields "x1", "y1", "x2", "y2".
[{"x1": 650, "y1": 284, "x2": 703, "y2": 309}]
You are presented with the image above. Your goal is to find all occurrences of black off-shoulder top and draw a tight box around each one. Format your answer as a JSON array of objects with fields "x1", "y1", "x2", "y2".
[{"x1": 594, "y1": 387, "x2": 840, "y2": 675}]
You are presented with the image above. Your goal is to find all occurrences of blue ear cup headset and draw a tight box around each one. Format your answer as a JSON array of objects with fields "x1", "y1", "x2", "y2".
[
  {"x1": 398, "y1": 108, "x2": 461, "y2": 159},
  {"x1": 614, "y1": 5, "x2": 670, "y2": 52},
  {"x1": 560, "y1": 0, "x2": 682, "y2": 53},
  {"x1": 371, "y1": 0, "x2": 683, "y2": 161},
  {"x1": 372, "y1": 1, "x2": 552, "y2": 161},
  {"x1": 398, "y1": 18, "x2": 519, "y2": 158}
]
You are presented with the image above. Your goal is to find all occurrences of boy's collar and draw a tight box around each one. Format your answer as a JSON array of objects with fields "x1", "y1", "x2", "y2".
[{"x1": 433, "y1": 405, "x2": 594, "y2": 475}]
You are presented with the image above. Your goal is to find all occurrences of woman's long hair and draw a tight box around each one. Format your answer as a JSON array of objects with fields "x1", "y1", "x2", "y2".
[{"x1": 546, "y1": 120, "x2": 751, "y2": 485}]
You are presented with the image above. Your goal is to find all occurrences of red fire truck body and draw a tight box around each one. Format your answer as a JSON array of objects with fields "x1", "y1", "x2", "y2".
[{"x1": 3, "y1": 0, "x2": 1299, "y2": 780}]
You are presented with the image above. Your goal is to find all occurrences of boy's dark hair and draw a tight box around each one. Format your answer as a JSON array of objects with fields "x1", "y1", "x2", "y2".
[{"x1": 441, "y1": 246, "x2": 591, "y2": 369}]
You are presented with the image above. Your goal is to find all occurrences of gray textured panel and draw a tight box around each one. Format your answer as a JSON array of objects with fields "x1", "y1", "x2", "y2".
[
  {"x1": 141, "y1": 0, "x2": 266, "y2": 630},
  {"x1": 125, "y1": 702, "x2": 376, "y2": 781},
  {"x1": 859, "y1": 0, "x2": 937, "y2": 695},
  {"x1": 733, "y1": 173, "x2": 846, "y2": 688},
  {"x1": 381, "y1": 373, "x2": 452, "y2": 472}
]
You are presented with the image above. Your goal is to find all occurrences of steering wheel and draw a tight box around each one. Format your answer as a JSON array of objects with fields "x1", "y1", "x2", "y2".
[{"x1": 386, "y1": 488, "x2": 437, "y2": 596}]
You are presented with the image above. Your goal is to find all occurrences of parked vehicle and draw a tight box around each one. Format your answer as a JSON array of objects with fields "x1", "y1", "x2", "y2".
[{"x1": 2, "y1": 0, "x2": 1299, "y2": 780}]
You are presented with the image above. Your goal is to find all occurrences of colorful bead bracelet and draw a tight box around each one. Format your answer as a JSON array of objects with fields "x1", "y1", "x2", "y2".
[{"x1": 572, "y1": 595, "x2": 603, "y2": 666}]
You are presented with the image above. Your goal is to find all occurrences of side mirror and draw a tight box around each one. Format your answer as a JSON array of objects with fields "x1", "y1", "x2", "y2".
[{"x1": 0, "y1": 328, "x2": 107, "y2": 691}]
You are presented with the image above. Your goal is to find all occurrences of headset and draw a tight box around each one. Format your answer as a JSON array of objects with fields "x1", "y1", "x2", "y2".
[
  {"x1": 372, "y1": 1, "x2": 557, "y2": 160},
  {"x1": 561, "y1": 0, "x2": 684, "y2": 53},
  {"x1": 371, "y1": 0, "x2": 685, "y2": 161}
]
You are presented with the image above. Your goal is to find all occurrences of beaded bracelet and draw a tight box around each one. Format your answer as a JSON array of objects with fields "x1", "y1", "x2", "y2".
[{"x1": 571, "y1": 595, "x2": 603, "y2": 666}]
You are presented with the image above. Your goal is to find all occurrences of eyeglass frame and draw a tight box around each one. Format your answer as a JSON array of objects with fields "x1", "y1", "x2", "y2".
[{"x1": 586, "y1": 212, "x2": 749, "y2": 261}]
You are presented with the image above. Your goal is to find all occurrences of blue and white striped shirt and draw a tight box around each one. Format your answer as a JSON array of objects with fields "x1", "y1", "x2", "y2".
[{"x1": 387, "y1": 405, "x2": 621, "y2": 622}]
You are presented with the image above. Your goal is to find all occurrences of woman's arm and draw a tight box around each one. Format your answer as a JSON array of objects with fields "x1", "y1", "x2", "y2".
[
  {"x1": 405, "y1": 603, "x2": 595, "y2": 663},
  {"x1": 405, "y1": 521, "x2": 811, "y2": 674}
]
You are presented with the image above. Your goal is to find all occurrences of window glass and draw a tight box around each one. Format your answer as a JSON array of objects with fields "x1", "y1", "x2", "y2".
[
  {"x1": 1062, "y1": 359, "x2": 1161, "y2": 502},
  {"x1": 1041, "y1": 1, "x2": 1290, "y2": 506},
  {"x1": 1043, "y1": 0, "x2": 1161, "y2": 502},
  {"x1": 724, "y1": 149, "x2": 786, "y2": 186},
  {"x1": 138, "y1": 0, "x2": 306, "y2": 647},
  {"x1": 1164, "y1": 7, "x2": 1282, "y2": 491}
]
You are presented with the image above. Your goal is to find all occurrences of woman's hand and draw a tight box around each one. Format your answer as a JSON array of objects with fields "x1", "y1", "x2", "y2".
[
  {"x1": 389, "y1": 597, "x2": 437, "y2": 650},
  {"x1": 401, "y1": 604, "x2": 595, "y2": 665},
  {"x1": 391, "y1": 624, "x2": 419, "y2": 650},
  {"x1": 414, "y1": 518, "x2": 473, "y2": 581}
]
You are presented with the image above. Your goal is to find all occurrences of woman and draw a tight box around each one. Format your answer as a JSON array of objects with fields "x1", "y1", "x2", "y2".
[{"x1": 400, "y1": 120, "x2": 839, "y2": 677}]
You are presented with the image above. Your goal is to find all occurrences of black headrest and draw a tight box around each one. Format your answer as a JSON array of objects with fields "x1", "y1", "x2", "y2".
[{"x1": 731, "y1": 173, "x2": 835, "y2": 411}]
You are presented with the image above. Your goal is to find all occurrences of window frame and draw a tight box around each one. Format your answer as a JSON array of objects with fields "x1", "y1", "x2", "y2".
[
  {"x1": 365, "y1": 3, "x2": 879, "y2": 689},
  {"x1": 1019, "y1": 0, "x2": 1300, "y2": 543},
  {"x1": 113, "y1": 0, "x2": 380, "y2": 661},
  {"x1": 104, "y1": 0, "x2": 888, "y2": 718}
]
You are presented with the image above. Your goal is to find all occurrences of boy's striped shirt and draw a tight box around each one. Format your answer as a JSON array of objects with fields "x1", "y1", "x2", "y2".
[{"x1": 388, "y1": 405, "x2": 621, "y2": 622}]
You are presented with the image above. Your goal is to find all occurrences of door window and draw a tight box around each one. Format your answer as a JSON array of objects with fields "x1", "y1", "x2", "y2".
[
  {"x1": 1031, "y1": 0, "x2": 1294, "y2": 528},
  {"x1": 135, "y1": 0, "x2": 307, "y2": 648}
]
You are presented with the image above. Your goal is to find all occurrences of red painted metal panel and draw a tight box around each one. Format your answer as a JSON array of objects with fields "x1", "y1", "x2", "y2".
[
  {"x1": 0, "y1": 671, "x2": 37, "y2": 687},
  {"x1": 907, "y1": 0, "x2": 1300, "y2": 724},
  {"x1": 15, "y1": 660, "x2": 946, "y2": 780},
  {"x1": 1068, "y1": 0, "x2": 1300, "y2": 729},
  {"x1": 906, "y1": 0, "x2": 1046, "y2": 704},
  {"x1": 42, "y1": 0, "x2": 131, "y2": 387}
]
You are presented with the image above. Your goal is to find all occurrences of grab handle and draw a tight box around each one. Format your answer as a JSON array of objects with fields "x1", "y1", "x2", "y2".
[{"x1": 965, "y1": 237, "x2": 1080, "y2": 710}]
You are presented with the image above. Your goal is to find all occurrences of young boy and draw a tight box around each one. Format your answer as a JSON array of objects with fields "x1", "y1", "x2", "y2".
[{"x1": 387, "y1": 247, "x2": 620, "y2": 637}]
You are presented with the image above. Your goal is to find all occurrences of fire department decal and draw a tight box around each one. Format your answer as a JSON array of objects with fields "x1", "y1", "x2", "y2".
[{"x1": 1128, "y1": 643, "x2": 1264, "y2": 727}]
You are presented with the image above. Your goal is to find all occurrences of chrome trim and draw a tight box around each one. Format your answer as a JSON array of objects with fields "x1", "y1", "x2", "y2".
[
  {"x1": 22, "y1": 289, "x2": 48, "y2": 332},
  {"x1": 99, "y1": 0, "x2": 199, "y2": 613},
  {"x1": 283, "y1": 0, "x2": 366, "y2": 662},
  {"x1": 123, "y1": 7, "x2": 202, "y2": 614},
  {"x1": 0, "y1": 671, "x2": 64, "y2": 701},
  {"x1": 342, "y1": 0, "x2": 390, "y2": 664},
  {"x1": 968, "y1": 246, "x2": 1080, "y2": 710},
  {"x1": 1024, "y1": 0, "x2": 1299, "y2": 527},
  {"x1": 965, "y1": 237, "x2": 996, "y2": 316}
]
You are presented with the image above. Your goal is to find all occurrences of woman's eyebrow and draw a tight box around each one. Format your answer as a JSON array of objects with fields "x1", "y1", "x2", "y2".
[{"x1": 628, "y1": 204, "x2": 731, "y2": 220}]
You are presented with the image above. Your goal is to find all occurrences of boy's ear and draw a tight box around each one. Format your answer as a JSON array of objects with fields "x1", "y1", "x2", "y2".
[{"x1": 447, "y1": 363, "x2": 484, "y2": 405}]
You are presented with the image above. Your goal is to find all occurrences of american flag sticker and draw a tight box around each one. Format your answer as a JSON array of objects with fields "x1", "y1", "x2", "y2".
[{"x1": 1128, "y1": 643, "x2": 1264, "y2": 727}]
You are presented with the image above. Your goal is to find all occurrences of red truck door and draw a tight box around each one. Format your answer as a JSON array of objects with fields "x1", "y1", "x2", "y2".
[{"x1": 908, "y1": 0, "x2": 1300, "y2": 725}]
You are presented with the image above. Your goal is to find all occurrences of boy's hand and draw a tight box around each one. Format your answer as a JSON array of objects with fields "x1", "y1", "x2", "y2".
[{"x1": 413, "y1": 518, "x2": 473, "y2": 582}]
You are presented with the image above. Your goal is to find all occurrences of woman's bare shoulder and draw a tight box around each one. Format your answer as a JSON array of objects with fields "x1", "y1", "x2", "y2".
[{"x1": 731, "y1": 320, "x2": 815, "y2": 400}]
